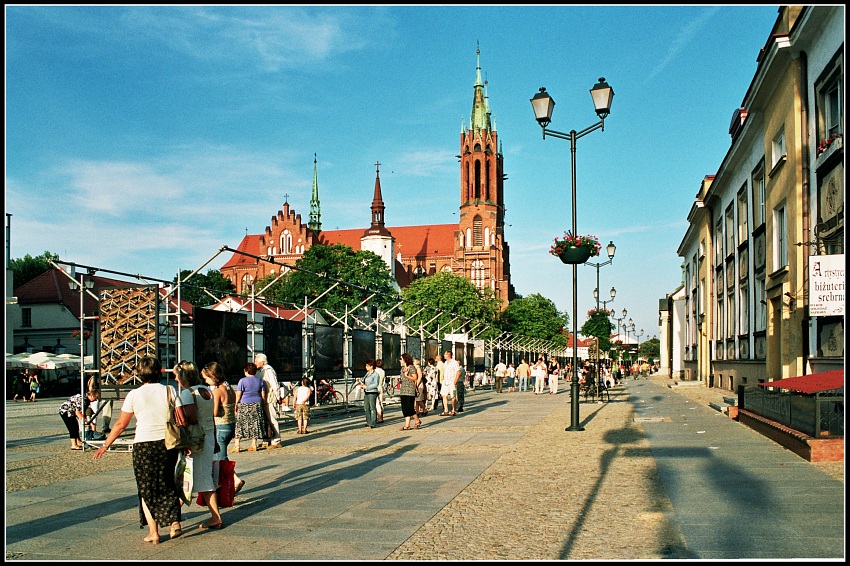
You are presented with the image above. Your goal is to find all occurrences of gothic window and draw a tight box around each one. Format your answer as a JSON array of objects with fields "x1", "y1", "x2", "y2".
[
  {"x1": 466, "y1": 228, "x2": 472, "y2": 248},
  {"x1": 413, "y1": 266, "x2": 426, "y2": 280},
  {"x1": 441, "y1": 265, "x2": 453, "y2": 273},
  {"x1": 473, "y1": 216, "x2": 483, "y2": 247},
  {"x1": 471, "y1": 259, "x2": 486, "y2": 289},
  {"x1": 240, "y1": 274, "x2": 254, "y2": 294},
  {"x1": 281, "y1": 230, "x2": 293, "y2": 254},
  {"x1": 474, "y1": 160, "x2": 482, "y2": 199},
  {"x1": 484, "y1": 227, "x2": 491, "y2": 246}
]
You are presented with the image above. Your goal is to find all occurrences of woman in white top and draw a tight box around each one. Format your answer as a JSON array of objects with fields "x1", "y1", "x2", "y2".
[
  {"x1": 92, "y1": 357, "x2": 183, "y2": 544},
  {"x1": 174, "y1": 361, "x2": 222, "y2": 530}
]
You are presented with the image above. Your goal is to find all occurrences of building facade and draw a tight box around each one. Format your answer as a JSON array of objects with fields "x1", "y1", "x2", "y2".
[
  {"x1": 220, "y1": 49, "x2": 514, "y2": 307},
  {"x1": 663, "y1": 6, "x2": 844, "y2": 391}
]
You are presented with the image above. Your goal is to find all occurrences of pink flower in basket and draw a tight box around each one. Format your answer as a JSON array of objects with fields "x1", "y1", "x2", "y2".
[{"x1": 549, "y1": 232, "x2": 601, "y2": 257}]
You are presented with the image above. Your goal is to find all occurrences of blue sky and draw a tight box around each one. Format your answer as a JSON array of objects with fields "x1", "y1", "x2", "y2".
[{"x1": 6, "y1": 5, "x2": 780, "y2": 340}]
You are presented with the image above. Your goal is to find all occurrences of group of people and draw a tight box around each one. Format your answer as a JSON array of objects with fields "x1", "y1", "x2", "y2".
[
  {"x1": 357, "y1": 350, "x2": 471, "y2": 429},
  {"x1": 12, "y1": 368, "x2": 40, "y2": 402},
  {"x1": 84, "y1": 353, "x2": 294, "y2": 544}
]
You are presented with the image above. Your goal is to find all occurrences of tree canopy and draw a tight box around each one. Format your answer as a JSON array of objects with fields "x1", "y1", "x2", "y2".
[
  {"x1": 256, "y1": 243, "x2": 400, "y2": 314},
  {"x1": 401, "y1": 271, "x2": 501, "y2": 340},
  {"x1": 11, "y1": 251, "x2": 59, "y2": 290},
  {"x1": 580, "y1": 308, "x2": 615, "y2": 353},
  {"x1": 499, "y1": 293, "x2": 568, "y2": 347},
  {"x1": 174, "y1": 269, "x2": 237, "y2": 307}
]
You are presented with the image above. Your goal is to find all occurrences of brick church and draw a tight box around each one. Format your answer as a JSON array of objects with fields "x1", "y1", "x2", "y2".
[{"x1": 220, "y1": 49, "x2": 514, "y2": 307}]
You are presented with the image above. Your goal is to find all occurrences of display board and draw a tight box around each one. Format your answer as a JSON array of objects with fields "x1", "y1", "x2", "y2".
[
  {"x1": 425, "y1": 338, "x2": 440, "y2": 362},
  {"x1": 99, "y1": 285, "x2": 158, "y2": 385},
  {"x1": 194, "y1": 308, "x2": 248, "y2": 384},
  {"x1": 352, "y1": 329, "x2": 376, "y2": 372},
  {"x1": 382, "y1": 333, "x2": 401, "y2": 373},
  {"x1": 405, "y1": 335, "x2": 422, "y2": 361},
  {"x1": 314, "y1": 324, "x2": 344, "y2": 378},
  {"x1": 263, "y1": 318, "x2": 303, "y2": 382}
]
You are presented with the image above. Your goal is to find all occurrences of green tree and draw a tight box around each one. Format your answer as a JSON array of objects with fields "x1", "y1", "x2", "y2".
[
  {"x1": 257, "y1": 243, "x2": 400, "y2": 314},
  {"x1": 639, "y1": 337, "x2": 660, "y2": 361},
  {"x1": 11, "y1": 251, "x2": 59, "y2": 290},
  {"x1": 499, "y1": 293, "x2": 569, "y2": 347},
  {"x1": 174, "y1": 269, "x2": 237, "y2": 307},
  {"x1": 580, "y1": 308, "x2": 614, "y2": 353},
  {"x1": 401, "y1": 271, "x2": 501, "y2": 340}
]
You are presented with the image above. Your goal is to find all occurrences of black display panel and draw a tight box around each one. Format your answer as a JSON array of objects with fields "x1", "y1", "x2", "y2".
[
  {"x1": 405, "y1": 335, "x2": 421, "y2": 360},
  {"x1": 263, "y1": 318, "x2": 303, "y2": 382},
  {"x1": 441, "y1": 340, "x2": 452, "y2": 359},
  {"x1": 382, "y1": 333, "x2": 401, "y2": 373},
  {"x1": 425, "y1": 338, "x2": 439, "y2": 362},
  {"x1": 313, "y1": 325, "x2": 344, "y2": 378},
  {"x1": 194, "y1": 308, "x2": 248, "y2": 384},
  {"x1": 455, "y1": 343, "x2": 465, "y2": 366},
  {"x1": 352, "y1": 329, "x2": 376, "y2": 373}
]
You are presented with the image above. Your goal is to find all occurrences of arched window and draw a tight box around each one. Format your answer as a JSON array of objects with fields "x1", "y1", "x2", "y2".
[
  {"x1": 240, "y1": 274, "x2": 254, "y2": 294},
  {"x1": 280, "y1": 230, "x2": 293, "y2": 254},
  {"x1": 474, "y1": 160, "x2": 482, "y2": 199},
  {"x1": 471, "y1": 260, "x2": 486, "y2": 289},
  {"x1": 441, "y1": 265, "x2": 453, "y2": 273},
  {"x1": 484, "y1": 227, "x2": 491, "y2": 247},
  {"x1": 413, "y1": 266, "x2": 426, "y2": 280},
  {"x1": 466, "y1": 227, "x2": 472, "y2": 247},
  {"x1": 473, "y1": 216, "x2": 483, "y2": 247}
]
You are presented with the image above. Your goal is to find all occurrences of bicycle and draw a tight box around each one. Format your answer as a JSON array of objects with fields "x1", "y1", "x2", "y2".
[
  {"x1": 314, "y1": 379, "x2": 345, "y2": 405},
  {"x1": 382, "y1": 375, "x2": 398, "y2": 399}
]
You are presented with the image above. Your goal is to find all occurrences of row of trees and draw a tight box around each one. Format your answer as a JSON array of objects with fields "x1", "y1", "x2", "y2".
[{"x1": 11, "y1": 245, "x2": 657, "y2": 360}]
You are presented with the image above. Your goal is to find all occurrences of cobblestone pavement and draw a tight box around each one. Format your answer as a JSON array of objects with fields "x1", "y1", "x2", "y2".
[{"x1": 5, "y1": 376, "x2": 843, "y2": 561}]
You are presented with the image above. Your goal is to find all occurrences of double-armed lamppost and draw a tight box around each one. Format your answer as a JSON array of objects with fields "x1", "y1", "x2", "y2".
[
  {"x1": 613, "y1": 307, "x2": 627, "y2": 369},
  {"x1": 531, "y1": 78, "x2": 614, "y2": 432}
]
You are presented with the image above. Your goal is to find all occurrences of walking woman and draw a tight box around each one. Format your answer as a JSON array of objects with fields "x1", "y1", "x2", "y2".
[
  {"x1": 58, "y1": 389, "x2": 99, "y2": 450},
  {"x1": 174, "y1": 361, "x2": 222, "y2": 530},
  {"x1": 358, "y1": 359, "x2": 381, "y2": 428},
  {"x1": 201, "y1": 362, "x2": 244, "y2": 495},
  {"x1": 233, "y1": 362, "x2": 266, "y2": 452},
  {"x1": 399, "y1": 353, "x2": 422, "y2": 430},
  {"x1": 28, "y1": 369, "x2": 40, "y2": 402},
  {"x1": 92, "y1": 356, "x2": 183, "y2": 544}
]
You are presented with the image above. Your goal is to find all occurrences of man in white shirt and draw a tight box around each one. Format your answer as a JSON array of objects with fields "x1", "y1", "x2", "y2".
[
  {"x1": 493, "y1": 360, "x2": 508, "y2": 393},
  {"x1": 255, "y1": 353, "x2": 282, "y2": 448}
]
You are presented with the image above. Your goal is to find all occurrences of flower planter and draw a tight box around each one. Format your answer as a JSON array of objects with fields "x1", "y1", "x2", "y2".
[{"x1": 558, "y1": 245, "x2": 592, "y2": 264}]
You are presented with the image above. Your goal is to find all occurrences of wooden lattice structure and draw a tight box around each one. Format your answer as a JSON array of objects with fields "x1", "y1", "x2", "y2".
[{"x1": 99, "y1": 285, "x2": 159, "y2": 385}]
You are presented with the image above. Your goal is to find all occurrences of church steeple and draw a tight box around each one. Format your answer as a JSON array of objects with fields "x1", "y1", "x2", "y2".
[
  {"x1": 366, "y1": 161, "x2": 391, "y2": 236},
  {"x1": 470, "y1": 42, "x2": 491, "y2": 133},
  {"x1": 308, "y1": 153, "x2": 321, "y2": 232}
]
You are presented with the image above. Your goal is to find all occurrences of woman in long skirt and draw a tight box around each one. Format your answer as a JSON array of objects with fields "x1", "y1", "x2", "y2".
[{"x1": 234, "y1": 362, "x2": 267, "y2": 452}]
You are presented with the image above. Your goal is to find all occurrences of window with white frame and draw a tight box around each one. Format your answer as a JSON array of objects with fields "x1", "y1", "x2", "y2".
[
  {"x1": 727, "y1": 288, "x2": 736, "y2": 339},
  {"x1": 754, "y1": 277, "x2": 767, "y2": 332},
  {"x1": 771, "y1": 128, "x2": 786, "y2": 168},
  {"x1": 725, "y1": 203, "x2": 735, "y2": 256},
  {"x1": 819, "y1": 69, "x2": 843, "y2": 140},
  {"x1": 739, "y1": 280, "x2": 749, "y2": 334},
  {"x1": 714, "y1": 219, "x2": 723, "y2": 264},
  {"x1": 280, "y1": 230, "x2": 293, "y2": 254},
  {"x1": 737, "y1": 186, "x2": 748, "y2": 244},
  {"x1": 773, "y1": 204, "x2": 788, "y2": 269},
  {"x1": 751, "y1": 162, "x2": 765, "y2": 228}
]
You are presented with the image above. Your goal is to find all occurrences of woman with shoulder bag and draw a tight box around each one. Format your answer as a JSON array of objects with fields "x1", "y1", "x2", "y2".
[
  {"x1": 202, "y1": 362, "x2": 245, "y2": 496},
  {"x1": 92, "y1": 357, "x2": 183, "y2": 544},
  {"x1": 399, "y1": 353, "x2": 422, "y2": 430},
  {"x1": 174, "y1": 361, "x2": 222, "y2": 530}
]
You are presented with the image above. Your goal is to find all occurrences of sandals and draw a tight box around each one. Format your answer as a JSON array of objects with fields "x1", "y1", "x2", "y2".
[
  {"x1": 414, "y1": 421, "x2": 422, "y2": 429},
  {"x1": 198, "y1": 520, "x2": 223, "y2": 530},
  {"x1": 438, "y1": 412, "x2": 451, "y2": 416},
  {"x1": 400, "y1": 426, "x2": 411, "y2": 430},
  {"x1": 234, "y1": 480, "x2": 245, "y2": 495},
  {"x1": 143, "y1": 534, "x2": 161, "y2": 544},
  {"x1": 170, "y1": 526, "x2": 183, "y2": 539}
]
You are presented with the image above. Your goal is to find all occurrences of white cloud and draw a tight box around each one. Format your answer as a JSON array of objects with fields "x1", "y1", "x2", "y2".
[{"x1": 647, "y1": 7, "x2": 720, "y2": 80}]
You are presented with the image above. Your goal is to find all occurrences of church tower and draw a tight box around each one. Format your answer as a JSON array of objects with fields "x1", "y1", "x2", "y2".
[
  {"x1": 456, "y1": 46, "x2": 511, "y2": 306},
  {"x1": 308, "y1": 153, "x2": 321, "y2": 232},
  {"x1": 361, "y1": 162, "x2": 398, "y2": 288}
]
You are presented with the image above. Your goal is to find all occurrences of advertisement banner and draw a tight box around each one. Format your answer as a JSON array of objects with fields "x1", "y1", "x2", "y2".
[{"x1": 809, "y1": 254, "x2": 844, "y2": 316}]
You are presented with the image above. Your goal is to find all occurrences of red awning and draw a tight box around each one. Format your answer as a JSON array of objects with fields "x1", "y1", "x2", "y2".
[{"x1": 758, "y1": 369, "x2": 844, "y2": 393}]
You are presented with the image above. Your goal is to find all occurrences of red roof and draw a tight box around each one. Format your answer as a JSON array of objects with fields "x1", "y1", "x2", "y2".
[{"x1": 758, "y1": 369, "x2": 844, "y2": 393}]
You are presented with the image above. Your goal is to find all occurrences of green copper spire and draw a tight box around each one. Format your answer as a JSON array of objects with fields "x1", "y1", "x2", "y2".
[
  {"x1": 308, "y1": 153, "x2": 321, "y2": 232},
  {"x1": 470, "y1": 43, "x2": 491, "y2": 132}
]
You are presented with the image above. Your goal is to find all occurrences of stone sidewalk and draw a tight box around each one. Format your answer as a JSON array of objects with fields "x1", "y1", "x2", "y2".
[{"x1": 5, "y1": 377, "x2": 845, "y2": 560}]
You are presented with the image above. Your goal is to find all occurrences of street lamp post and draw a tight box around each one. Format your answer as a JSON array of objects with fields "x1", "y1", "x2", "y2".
[
  {"x1": 587, "y1": 244, "x2": 615, "y2": 398},
  {"x1": 614, "y1": 307, "x2": 627, "y2": 373},
  {"x1": 531, "y1": 78, "x2": 614, "y2": 432}
]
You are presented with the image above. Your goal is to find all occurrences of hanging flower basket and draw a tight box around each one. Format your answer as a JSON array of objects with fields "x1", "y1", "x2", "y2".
[{"x1": 549, "y1": 232, "x2": 601, "y2": 264}]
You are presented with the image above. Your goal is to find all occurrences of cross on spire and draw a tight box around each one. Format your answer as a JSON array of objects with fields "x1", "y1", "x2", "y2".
[
  {"x1": 375, "y1": 161, "x2": 381, "y2": 174},
  {"x1": 283, "y1": 193, "x2": 289, "y2": 204}
]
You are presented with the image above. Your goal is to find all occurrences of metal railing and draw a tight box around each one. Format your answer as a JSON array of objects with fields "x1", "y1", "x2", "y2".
[{"x1": 740, "y1": 385, "x2": 844, "y2": 438}]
